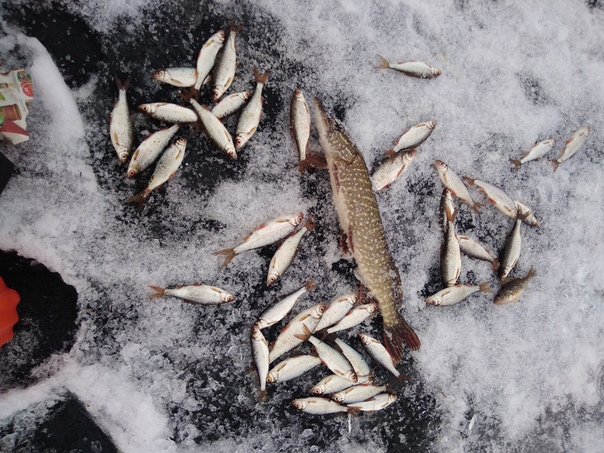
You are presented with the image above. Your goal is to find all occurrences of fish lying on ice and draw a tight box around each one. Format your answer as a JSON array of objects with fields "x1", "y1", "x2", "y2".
[
  {"x1": 109, "y1": 75, "x2": 134, "y2": 164},
  {"x1": 376, "y1": 55, "x2": 441, "y2": 78}
]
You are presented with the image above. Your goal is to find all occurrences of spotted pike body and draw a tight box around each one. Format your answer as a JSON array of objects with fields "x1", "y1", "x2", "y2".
[{"x1": 313, "y1": 97, "x2": 420, "y2": 363}]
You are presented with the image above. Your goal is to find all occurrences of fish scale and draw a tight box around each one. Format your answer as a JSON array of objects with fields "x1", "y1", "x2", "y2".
[{"x1": 314, "y1": 97, "x2": 420, "y2": 363}]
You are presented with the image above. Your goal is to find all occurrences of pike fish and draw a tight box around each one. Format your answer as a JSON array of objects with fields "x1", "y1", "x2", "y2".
[
  {"x1": 109, "y1": 75, "x2": 134, "y2": 164},
  {"x1": 551, "y1": 126, "x2": 590, "y2": 172},
  {"x1": 377, "y1": 55, "x2": 441, "y2": 78},
  {"x1": 314, "y1": 97, "x2": 420, "y2": 363}
]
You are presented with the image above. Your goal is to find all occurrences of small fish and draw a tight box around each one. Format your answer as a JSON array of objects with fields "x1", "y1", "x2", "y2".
[
  {"x1": 463, "y1": 177, "x2": 517, "y2": 219},
  {"x1": 291, "y1": 397, "x2": 351, "y2": 415},
  {"x1": 377, "y1": 55, "x2": 441, "y2": 78},
  {"x1": 267, "y1": 217, "x2": 316, "y2": 286},
  {"x1": 126, "y1": 137, "x2": 187, "y2": 211},
  {"x1": 189, "y1": 98, "x2": 237, "y2": 160},
  {"x1": 371, "y1": 150, "x2": 417, "y2": 191},
  {"x1": 334, "y1": 338, "x2": 373, "y2": 384},
  {"x1": 494, "y1": 267, "x2": 536, "y2": 305},
  {"x1": 441, "y1": 209, "x2": 461, "y2": 287},
  {"x1": 269, "y1": 302, "x2": 326, "y2": 364},
  {"x1": 148, "y1": 283, "x2": 235, "y2": 304},
  {"x1": 251, "y1": 323, "x2": 269, "y2": 403},
  {"x1": 310, "y1": 374, "x2": 355, "y2": 395},
  {"x1": 214, "y1": 212, "x2": 304, "y2": 267},
  {"x1": 152, "y1": 67, "x2": 200, "y2": 88},
  {"x1": 325, "y1": 303, "x2": 379, "y2": 335},
  {"x1": 266, "y1": 355, "x2": 322, "y2": 384},
  {"x1": 391, "y1": 120, "x2": 437, "y2": 153},
  {"x1": 313, "y1": 293, "x2": 358, "y2": 332},
  {"x1": 439, "y1": 188, "x2": 455, "y2": 232},
  {"x1": 256, "y1": 280, "x2": 316, "y2": 330},
  {"x1": 109, "y1": 75, "x2": 134, "y2": 164},
  {"x1": 347, "y1": 393, "x2": 397, "y2": 412},
  {"x1": 458, "y1": 235, "x2": 499, "y2": 271},
  {"x1": 425, "y1": 282, "x2": 491, "y2": 307},
  {"x1": 498, "y1": 219, "x2": 523, "y2": 281},
  {"x1": 551, "y1": 126, "x2": 590, "y2": 172},
  {"x1": 127, "y1": 125, "x2": 180, "y2": 178},
  {"x1": 515, "y1": 201, "x2": 539, "y2": 227},
  {"x1": 358, "y1": 333, "x2": 402, "y2": 379},
  {"x1": 211, "y1": 91, "x2": 251, "y2": 119},
  {"x1": 212, "y1": 22, "x2": 244, "y2": 102},
  {"x1": 235, "y1": 67, "x2": 269, "y2": 150},
  {"x1": 434, "y1": 160, "x2": 481, "y2": 214},
  {"x1": 332, "y1": 384, "x2": 388, "y2": 404},
  {"x1": 138, "y1": 103, "x2": 198, "y2": 124},
  {"x1": 510, "y1": 138, "x2": 555, "y2": 170},
  {"x1": 290, "y1": 89, "x2": 312, "y2": 172},
  {"x1": 298, "y1": 329, "x2": 358, "y2": 383},
  {"x1": 194, "y1": 29, "x2": 226, "y2": 91}
]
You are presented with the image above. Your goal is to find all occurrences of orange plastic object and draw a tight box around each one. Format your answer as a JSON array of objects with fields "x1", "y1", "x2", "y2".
[{"x1": 0, "y1": 276, "x2": 20, "y2": 347}]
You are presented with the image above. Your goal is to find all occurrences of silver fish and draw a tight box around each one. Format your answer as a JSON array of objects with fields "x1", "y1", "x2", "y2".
[
  {"x1": 510, "y1": 138, "x2": 555, "y2": 170},
  {"x1": 256, "y1": 280, "x2": 316, "y2": 330},
  {"x1": 267, "y1": 217, "x2": 316, "y2": 286},
  {"x1": 425, "y1": 282, "x2": 491, "y2": 307},
  {"x1": 371, "y1": 150, "x2": 417, "y2": 191},
  {"x1": 310, "y1": 374, "x2": 355, "y2": 395},
  {"x1": 211, "y1": 91, "x2": 250, "y2": 119},
  {"x1": 441, "y1": 209, "x2": 461, "y2": 287},
  {"x1": 109, "y1": 75, "x2": 134, "y2": 164},
  {"x1": 377, "y1": 55, "x2": 441, "y2": 78},
  {"x1": 267, "y1": 355, "x2": 322, "y2": 384},
  {"x1": 347, "y1": 393, "x2": 397, "y2": 412},
  {"x1": 434, "y1": 160, "x2": 481, "y2": 214},
  {"x1": 126, "y1": 137, "x2": 187, "y2": 211},
  {"x1": 301, "y1": 331, "x2": 358, "y2": 383},
  {"x1": 325, "y1": 303, "x2": 379, "y2": 335},
  {"x1": 215, "y1": 212, "x2": 304, "y2": 267},
  {"x1": 127, "y1": 125, "x2": 180, "y2": 178},
  {"x1": 314, "y1": 293, "x2": 358, "y2": 332},
  {"x1": 189, "y1": 99, "x2": 237, "y2": 160},
  {"x1": 292, "y1": 397, "x2": 351, "y2": 415},
  {"x1": 439, "y1": 188, "x2": 455, "y2": 232},
  {"x1": 290, "y1": 88, "x2": 311, "y2": 172},
  {"x1": 494, "y1": 267, "x2": 536, "y2": 305},
  {"x1": 332, "y1": 384, "x2": 387, "y2": 404},
  {"x1": 515, "y1": 201, "x2": 539, "y2": 227},
  {"x1": 194, "y1": 29, "x2": 225, "y2": 91},
  {"x1": 235, "y1": 67, "x2": 269, "y2": 150},
  {"x1": 463, "y1": 177, "x2": 517, "y2": 219},
  {"x1": 148, "y1": 282, "x2": 235, "y2": 304},
  {"x1": 498, "y1": 219, "x2": 523, "y2": 281},
  {"x1": 458, "y1": 235, "x2": 499, "y2": 271},
  {"x1": 138, "y1": 103, "x2": 198, "y2": 124},
  {"x1": 334, "y1": 338, "x2": 373, "y2": 385},
  {"x1": 391, "y1": 120, "x2": 437, "y2": 152},
  {"x1": 269, "y1": 302, "x2": 326, "y2": 364},
  {"x1": 251, "y1": 323, "x2": 269, "y2": 403},
  {"x1": 152, "y1": 67, "x2": 200, "y2": 88},
  {"x1": 551, "y1": 126, "x2": 590, "y2": 172},
  {"x1": 358, "y1": 333, "x2": 401, "y2": 378},
  {"x1": 212, "y1": 22, "x2": 243, "y2": 102}
]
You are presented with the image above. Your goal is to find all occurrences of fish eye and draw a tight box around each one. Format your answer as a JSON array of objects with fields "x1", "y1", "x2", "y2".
[
  {"x1": 350, "y1": 374, "x2": 358, "y2": 383},
  {"x1": 332, "y1": 395, "x2": 342, "y2": 402},
  {"x1": 153, "y1": 70, "x2": 163, "y2": 78},
  {"x1": 311, "y1": 387, "x2": 322, "y2": 394},
  {"x1": 244, "y1": 91, "x2": 251, "y2": 99},
  {"x1": 127, "y1": 169, "x2": 136, "y2": 178}
]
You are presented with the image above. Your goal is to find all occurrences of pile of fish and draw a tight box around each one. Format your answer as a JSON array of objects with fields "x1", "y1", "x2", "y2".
[{"x1": 108, "y1": 20, "x2": 592, "y2": 417}]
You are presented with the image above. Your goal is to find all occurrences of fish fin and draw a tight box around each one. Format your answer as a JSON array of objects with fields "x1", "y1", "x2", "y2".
[
  {"x1": 230, "y1": 21, "x2": 244, "y2": 33},
  {"x1": 213, "y1": 248, "x2": 236, "y2": 267},
  {"x1": 300, "y1": 151, "x2": 328, "y2": 172},
  {"x1": 509, "y1": 158, "x2": 522, "y2": 171},
  {"x1": 384, "y1": 149, "x2": 397, "y2": 160},
  {"x1": 471, "y1": 202, "x2": 483, "y2": 215},
  {"x1": 253, "y1": 66, "x2": 270, "y2": 84},
  {"x1": 126, "y1": 189, "x2": 151, "y2": 212},
  {"x1": 526, "y1": 266, "x2": 537, "y2": 279},
  {"x1": 386, "y1": 373, "x2": 410, "y2": 392},
  {"x1": 258, "y1": 390, "x2": 269, "y2": 404},
  {"x1": 303, "y1": 216, "x2": 317, "y2": 232},
  {"x1": 294, "y1": 324, "x2": 313, "y2": 341},
  {"x1": 462, "y1": 176, "x2": 475, "y2": 186},
  {"x1": 446, "y1": 206, "x2": 457, "y2": 223},
  {"x1": 550, "y1": 159, "x2": 560, "y2": 172},
  {"x1": 339, "y1": 231, "x2": 350, "y2": 255},
  {"x1": 148, "y1": 286, "x2": 166, "y2": 298},
  {"x1": 383, "y1": 316, "x2": 421, "y2": 364},
  {"x1": 114, "y1": 73, "x2": 123, "y2": 91},
  {"x1": 304, "y1": 278, "x2": 317, "y2": 292},
  {"x1": 479, "y1": 282, "x2": 492, "y2": 293},
  {"x1": 491, "y1": 258, "x2": 500, "y2": 273},
  {"x1": 376, "y1": 54, "x2": 390, "y2": 69}
]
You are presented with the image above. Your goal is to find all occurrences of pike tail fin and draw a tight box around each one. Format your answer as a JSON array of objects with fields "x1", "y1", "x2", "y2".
[{"x1": 383, "y1": 317, "x2": 420, "y2": 364}]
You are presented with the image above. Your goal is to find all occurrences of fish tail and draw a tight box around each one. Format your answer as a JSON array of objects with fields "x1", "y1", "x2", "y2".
[
  {"x1": 509, "y1": 158, "x2": 522, "y2": 171},
  {"x1": 148, "y1": 285, "x2": 166, "y2": 299},
  {"x1": 253, "y1": 66, "x2": 270, "y2": 84},
  {"x1": 471, "y1": 202, "x2": 483, "y2": 215},
  {"x1": 462, "y1": 176, "x2": 475, "y2": 186},
  {"x1": 386, "y1": 373, "x2": 410, "y2": 392},
  {"x1": 491, "y1": 258, "x2": 500, "y2": 273},
  {"x1": 479, "y1": 281, "x2": 492, "y2": 293},
  {"x1": 383, "y1": 317, "x2": 420, "y2": 364},
  {"x1": 376, "y1": 54, "x2": 390, "y2": 69},
  {"x1": 302, "y1": 151, "x2": 328, "y2": 170},
  {"x1": 527, "y1": 266, "x2": 536, "y2": 279},
  {"x1": 304, "y1": 278, "x2": 317, "y2": 292},
  {"x1": 550, "y1": 159, "x2": 560, "y2": 172},
  {"x1": 230, "y1": 20, "x2": 244, "y2": 33},
  {"x1": 384, "y1": 149, "x2": 397, "y2": 160},
  {"x1": 214, "y1": 248, "x2": 236, "y2": 267},
  {"x1": 347, "y1": 407, "x2": 362, "y2": 416},
  {"x1": 257, "y1": 390, "x2": 269, "y2": 404},
  {"x1": 126, "y1": 189, "x2": 151, "y2": 212},
  {"x1": 304, "y1": 216, "x2": 317, "y2": 232}
]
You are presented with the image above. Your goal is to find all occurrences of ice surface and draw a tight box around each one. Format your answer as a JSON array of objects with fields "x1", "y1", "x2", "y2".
[{"x1": 1, "y1": 0, "x2": 604, "y2": 451}]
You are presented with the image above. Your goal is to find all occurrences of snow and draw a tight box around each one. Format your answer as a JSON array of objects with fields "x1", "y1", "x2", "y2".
[{"x1": 1, "y1": 0, "x2": 604, "y2": 451}]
